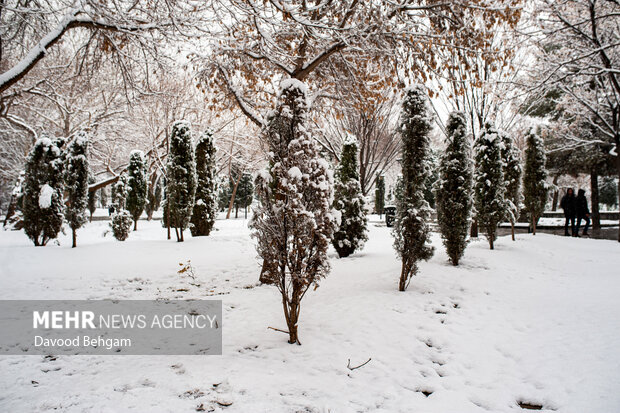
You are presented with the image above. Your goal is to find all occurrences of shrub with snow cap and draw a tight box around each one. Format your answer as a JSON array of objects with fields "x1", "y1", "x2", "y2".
[
  {"x1": 332, "y1": 133, "x2": 368, "y2": 258},
  {"x1": 435, "y1": 111, "x2": 473, "y2": 265},
  {"x1": 22, "y1": 136, "x2": 65, "y2": 246},
  {"x1": 474, "y1": 123, "x2": 506, "y2": 249},
  {"x1": 250, "y1": 79, "x2": 334, "y2": 344},
  {"x1": 190, "y1": 129, "x2": 218, "y2": 236},
  {"x1": 126, "y1": 150, "x2": 148, "y2": 231},
  {"x1": 64, "y1": 131, "x2": 90, "y2": 248},
  {"x1": 110, "y1": 210, "x2": 133, "y2": 241},
  {"x1": 393, "y1": 85, "x2": 435, "y2": 291}
]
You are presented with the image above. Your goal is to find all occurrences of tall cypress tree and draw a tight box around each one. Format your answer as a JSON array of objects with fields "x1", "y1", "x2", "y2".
[
  {"x1": 501, "y1": 131, "x2": 523, "y2": 241},
  {"x1": 126, "y1": 150, "x2": 148, "y2": 230},
  {"x1": 374, "y1": 174, "x2": 385, "y2": 216},
  {"x1": 190, "y1": 129, "x2": 218, "y2": 236},
  {"x1": 523, "y1": 127, "x2": 548, "y2": 235},
  {"x1": 474, "y1": 123, "x2": 506, "y2": 250},
  {"x1": 332, "y1": 134, "x2": 368, "y2": 258},
  {"x1": 393, "y1": 86, "x2": 434, "y2": 291},
  {"x1": 64, "y1": 132, "x2": 90, "y2": 248},
  {"x1": 250, "y1": 79, "x2": 334, "y2": 344},
  {"x1": 435, "y1": 111, "x2": 473, "y2": 265},
  {"x1": 165, "y1": 120, "x2": 197, "y2": 242},
  {"x1": 112, "y1": 173, "x2": 128, "y2": 210},
  {"x1": 22, "y1": 136, "x2": 65, "y2": 246}
]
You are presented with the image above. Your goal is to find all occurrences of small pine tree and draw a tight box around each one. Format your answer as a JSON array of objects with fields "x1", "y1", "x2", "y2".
[
  {"x1": 393, "y1": 86, "x2": 434, "y2": 291},
  {"x1": 474, "y1": 123, "x2": 506, "y2": 250},
  {"x1": 190, "y1": 129, "x2": 218, "y2": 236},
  {"x1": 64, "y1": 132, "x2": 90, "y2": 248},
  {"x1": 110, "y1": 210, "x2": 133, "y2": 241},
  {"x1": 217, "y1": 175, "x2": 230, "y2": 211},
  {"x1": 22, "y1": 136, "x2": 65, "y2": 246},
  {"x1": 523, "y1": 127, "x2": 548, "y2": 234},
  {"x1": 332, "y1": 134, "x2": 368, "y2": 258},
  {"x1": 250, "y1": 79, "x2": 334, "y2": 344},
  {"x1": 435, "y1": 111, "x2": 473, "y2": 265},
  {"x1": 112, "y1": 173, "x2": 128, "y2": 210},
  {"x1": 165, "y1": 120, "x2": 197, "y2": 242},
  {"x1": 600, "y1": 176, "x2": 618, "y2": 209},
  {"x1": 235, "y1": 172, "x2": 254, "y2": 219},
  {"x1": 500, "y1": 131, "x2": 523, "y2": 241},
  {"x1": 374, "y1": 174, "x2": 385, "y2": 216},
  {"x1": 87, "y1": 175, "x2": 97, "y2": 222},
  {"x1": 126, "y1": 150, "x2": 148, "y2": 230}
]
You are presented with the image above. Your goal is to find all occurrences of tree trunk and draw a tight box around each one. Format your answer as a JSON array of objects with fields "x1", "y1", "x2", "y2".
[
  {"x1": 488, "y1": 236, "x2": 494, "y2": 250},
  {"x1": 72, "y1": 228, "x2": 77, "y2": 248},
  {"x1": 244, "y1": 206, "x2": 247, "y2": 219},
  {"x1": 226, "y1": 172, "x2": 242, "y2": 219},
  {"x1": 617, "y1": 152, "x2": 620, "y2": 242},
  {"x1": 551, "y1": 174, "x2": 560, "y2": 211},
  {"x1": 133, "y1": 219, "x2": 138, "y2": 231},
  {"x1": 511, "y1": 220, "x2": 515, "y2": 241},
  {"x1": 532, "y1": 216, "x2": 537, "y2": 235},
  {"x1": 470, "y1": 218, "x2": 478, "y2": 238},
  {"x1": 89, "y1": 211, "x2": 93, "y2": 222},
  {"x1": 174, "y1": 227, "x2": 180, "y2": 242},
  {"x1": 283, "y1": 297, "x2": 300, "y2": 345},
  {"x1": 398, "y1": 262, "x2": 408, "y2": 291},
  {"x1": 590, "y1": 169, "x2": 601, "y2": 230},
  {"x1": 166, "y1": 205, "x2": 171, "y2": 240},
  {"x1": 180, "y1": 228, "x2": 184, "y2": 242}
]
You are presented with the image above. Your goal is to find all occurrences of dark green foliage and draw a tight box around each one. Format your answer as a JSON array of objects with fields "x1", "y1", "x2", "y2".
[
  {"x1": 22, "y1": 136, "x2": 65, "y2": 246},
  {"x1": 110, "y1": 210, "x2": 133, "y2": 241},
  {"x1": 164, "y1": 120, "x2": 197, "y2": 242},
  {"x1": 112, "y1": 173, "x2": 128, "y2": 210},
  {"x1": 500, "y1": 132, "x2": 523, "y2": 228},
  {"x1": 393, "y1": 86, "x2": 434, "y2": 291},
  {"x1": 474, "y1": 123, "x2": 506, "y2": 249},
  {"x1": 523, "y1": 128, "x2": 548, "y2": 233},
  {"x1": 217, "y1": 175, "x2": 230, "y2": 211},
  {"x1": 64, "y1": 132, "x2": 90, "y2": 247},
  {"x1": 87, "y1": 175, "x2": 97, "y2": 221},
  {"x1": 145, "y1": 176, "x2": 162, "y2": 220},
  {"x1": 435, "y1": 112, "x2": 473, "y2": 265},
  {"x1": 332, "y1": 135, "x2": 368, "y2": 258},
  {"x1": 423, "y1": 148, "x2": 440, "y2": 209},
  {"x1": 190, "y1": 130, "x2": 218, "y2": 235},
  {"x1": 600, "y1": 176, "x2": 618, "y2": 208},
  {"x1": 374, "y1": 174, "x2": 385, "y2": 215},
  {"x1": 126, "y1": 150, "x2": 148, "y2": 230},
  {"x1": 235, "y1": 172, "x2": 254, "y2": 218}
]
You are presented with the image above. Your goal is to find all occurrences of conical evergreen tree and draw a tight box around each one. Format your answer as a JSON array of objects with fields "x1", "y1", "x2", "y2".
[
  {"x1": 126, "y1": 150, "x2": 148, "y2": 230},
  {"x1": 22, "y1": 136, "x2": 65, "y2": 246},
  {"x1": 165, "y1": 120, "x2": 197, "y2": 242},
  {"x1": 474, "y1": 123, "x2": 506, "y2": 250},
  {"x1": 87, "y1": 174, "x2": 97, "y2": 222},
  {"x1": 500, "y1": 131, "x2": 523, "y2": 241},
  {"x1": 523, "y1": 127, "x2": 548, "y2": 235},
  {"x1": 190, "y1": 129, "x2": 218, "y2": 236},
  {"x1": 374, "y1": 174, "x2": 385, "y2": 216},
  {"x1": 64, "y1": 131, "x2": 90, "y2": 248},
  {"x1": 250, "y1": 79, "x2": 334, "y2": 344},
  {"x1": 393, "y1": 86, "x2": 434, "y2": 291},
  {"x1": 145, "y1": 175, "x2": 162, "y2": 220},
  {"x1": 435, "y1": 111, "x2": 473, "y2": 265},
  {"x1": 234, "y1": 172, "x2": 254, "y2": 219},
  {"x1": 112, "y1": 173, "x2": 128, "y2": 210},
  {"x1": 332, "y1": 134, "x2": 368, "y2": 258}
]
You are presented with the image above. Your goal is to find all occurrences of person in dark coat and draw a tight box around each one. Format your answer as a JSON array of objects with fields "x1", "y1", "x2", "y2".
[
  {"x1": 560, "y1": 188, "x2": 576, "y2": 236},
  {"x1": 575, "y1": 188, "x2": 590, "y2": 237}
]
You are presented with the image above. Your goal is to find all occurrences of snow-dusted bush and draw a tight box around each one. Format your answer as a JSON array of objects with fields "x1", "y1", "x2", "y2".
[
  {"x1": 64, "y1": 131, "x2": 90, "y2": 248},
  {"x1": 22, "y1": 136, "x2": 65, "y2": 246},
  {"x1": 164, "y1": 120, "x2": 196, "y2": 242},
  {"x1": 250, "y1": 79, "x2": 334, "y2": 344},
  {"x1": 474, "y1": 123, "x2": 506, "y2": 250},
  {"x1": 435, "y1": 111, "x2": 473, "y2": 265},
  {"x1": 190, "y1": 129, "x2": 218, "y2": 236},
  {"x1": 500, "y1": 131, "x2": 523, "y2": 240},
  {"x1": 110, "y1": 210, "x2": 133, "y2": 241},
  {"x1": 523, "y1": 127, "x2": 548, "y2": 235},
  {"x1": 332, "y1": 134, "x2": 368, "y2": 258},
  {"x1": 126, "y1": 150, "x2": 148, "y2": 230},
  {"x1": 393, "y1": 86, "x2": 434, "y2": 291}
]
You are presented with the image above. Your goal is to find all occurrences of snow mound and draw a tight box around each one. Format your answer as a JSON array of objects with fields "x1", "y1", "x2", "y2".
[{"x1": 38, "y1": 184, "x2": 54, "y2": 209}]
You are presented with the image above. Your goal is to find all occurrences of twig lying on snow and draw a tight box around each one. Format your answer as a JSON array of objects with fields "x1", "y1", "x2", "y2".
[
  {"x1": 347, "y1": 358, "x2": 372, "y2": 371},
  {"x1": 267, "y1": 326, "x2": 289, "y2": 335}
]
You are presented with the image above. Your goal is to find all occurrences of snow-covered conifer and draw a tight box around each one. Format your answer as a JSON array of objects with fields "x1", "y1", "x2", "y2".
[
  {"x1": 145, "y1": 176, "x2": 162, "y2": 220},
  {"x1": 22, "y1": 136, "x2": 65, "y2": 246},
  {"x1": 64, "y1": 131, "x2": 90, "y2": 248},
  {"x1": 374, "y1": 174, "x2": 385, "y2": 216},
  {"x1": 126, "y1": 150, "x2": 148, "y2": 230},
  {"x1": 500, "y1": 131, "x2": 523, "y2": 240},
  {"x1": 332, "y1": 134, "x2": 368, "y2": 258},
  {"x1": 165, "y1": 120, "x2": 197, "y2": 242},
  {"x1": 523, "y1": 127, "x2": 548, "y2": 234},
  {"x1": 435, "y1": 111, "x2": 473, "y2": 265},
  {"x1": 234, "y1": 172, "x2": 254, "y2": 219},
  {"x1": 110, "y1": 210, "x2": 133, "y2": 241},
  {"x1": 393, "y1": 86, "x2": 434, "y2": 291},
  {"x1": 112, "y1": 173, "x2": 128, "y2": 210},
  {"x1": 190, "y1": 129, "x2": 218, "y2": 236},
  {"x1": 87, "y1": 174, "x2": 97, "y2": 222},
  {"x1": 474, "y1": 123, "x2": 506, "y2": 249},
  {"x1": 250, "y1": 79, "x2": 334, "y2": 344}
]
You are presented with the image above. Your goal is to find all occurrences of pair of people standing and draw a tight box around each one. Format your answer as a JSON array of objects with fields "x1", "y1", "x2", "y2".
[{"x1": 560, "y1": 188, "x2": 590, "y2": 237}]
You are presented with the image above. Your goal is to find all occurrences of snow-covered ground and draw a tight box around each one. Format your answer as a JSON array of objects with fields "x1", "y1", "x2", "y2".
[{"x1": 0, "y1": 215, "x2": 619, "y2": 412}]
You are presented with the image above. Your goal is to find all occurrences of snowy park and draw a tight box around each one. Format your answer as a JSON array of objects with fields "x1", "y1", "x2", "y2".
[{"x1": 2, "y1": 0, "x2": 620, "y2": 412}]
